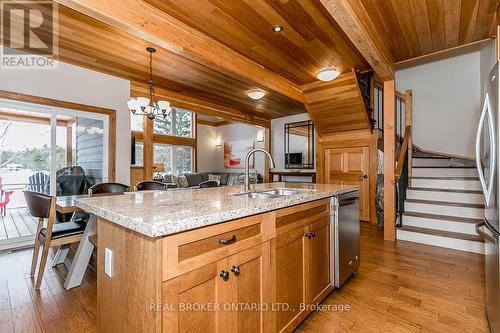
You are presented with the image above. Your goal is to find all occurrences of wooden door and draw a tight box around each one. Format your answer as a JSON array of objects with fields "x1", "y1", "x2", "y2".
[
  {"x1": 274, "y1": 227, "x2": 307, "y2": 332},
  {"x1": 227, "y1": 243, "x2": 269, "y2": 333},
  {"x1": 305, "y1": 218, "x2": 331, "y2": 304},
  {"x1": 162, "y1": 259, "x2": 229, "y2": 333},
  {"x1": 325, "y1": 146, "x2": 369, "y2": 221}
]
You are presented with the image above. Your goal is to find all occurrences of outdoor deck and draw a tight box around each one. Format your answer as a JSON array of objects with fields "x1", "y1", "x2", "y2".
[{"x1": 0, "y1": 208, "x2": 37, "y2": 251}]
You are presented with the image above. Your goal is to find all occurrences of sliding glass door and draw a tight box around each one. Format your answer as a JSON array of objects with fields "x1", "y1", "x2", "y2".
[{"x1": 0, "y1": 98, "x2": 109, "y2": 204}]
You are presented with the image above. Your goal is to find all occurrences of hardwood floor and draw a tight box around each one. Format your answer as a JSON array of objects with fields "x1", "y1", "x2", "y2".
[
  {"x1": 297, "y1": 223, "x2": 488, "y2": 332},
  {"x1": 0, "y1": 223, "x2": 487, "y2": 332}
]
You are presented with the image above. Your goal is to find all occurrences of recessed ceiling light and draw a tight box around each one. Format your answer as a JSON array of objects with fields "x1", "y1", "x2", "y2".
[
  {"x1": 316, "y1": 68, "x2": 340, "y2": 82},
  {"x1": 247, "y1": 89, "x2": 266, "y2": 100},
  {"x1": 272, "y1": 25, "x2": 283, "y2": 32}
]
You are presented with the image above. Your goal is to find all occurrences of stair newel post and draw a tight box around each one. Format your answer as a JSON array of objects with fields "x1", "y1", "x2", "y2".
[
  {"x1": 405, "y1": 89, "x2": 413, "y2": 187},
  {"x1": 384, "y1": 80, "x2": 396, "y2": 241}
]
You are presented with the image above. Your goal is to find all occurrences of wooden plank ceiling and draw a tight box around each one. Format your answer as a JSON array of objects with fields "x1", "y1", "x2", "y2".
[
  {"x1": 142, "y1": 0, "x2": 370, "y2": 85},
  {"x1": 360, "y1": 0, "x2": 498, "y2": 62},
  {"x1": 3, "y1": 0, "x2": 498, "y2": 129}
]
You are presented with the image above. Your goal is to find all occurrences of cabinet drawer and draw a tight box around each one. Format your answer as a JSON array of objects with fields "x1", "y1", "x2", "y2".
[
  {"x1": 275, "y1": 199, "x2": 332, "y2": 236},
  {"x1": 162, "y1": 215, "x2": 263, "y2": 281}
]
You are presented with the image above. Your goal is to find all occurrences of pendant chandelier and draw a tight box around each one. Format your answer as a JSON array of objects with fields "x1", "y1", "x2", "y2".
[{"x1": 127, "y1": 47, "x2": 170, "y2": 120}]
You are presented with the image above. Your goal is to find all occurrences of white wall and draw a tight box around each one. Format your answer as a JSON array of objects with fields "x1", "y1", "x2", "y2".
[
  {"x1": 197, "y1": 123, "x2": 266, "y2": 175},
  {"x1": 396, "y1": 50, "x2": 481, "y2": 158},
  {"x1": 0, "y1": 60, "x2": 131, "y2": 184}
]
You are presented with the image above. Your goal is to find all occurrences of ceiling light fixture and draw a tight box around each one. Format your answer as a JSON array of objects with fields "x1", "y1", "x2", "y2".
[
  {"x1": 316, "y1": 68, "x2": 340, "y2": 82},
  {"x1": 247, "y1": 89, "x2": 266, "y2": 100},
  {"x1": 127, "y1": 47, "x2": 171, "y2": 120},
  {"x1": 272, "y1": 25, "x2": 283, "y2": 32}
]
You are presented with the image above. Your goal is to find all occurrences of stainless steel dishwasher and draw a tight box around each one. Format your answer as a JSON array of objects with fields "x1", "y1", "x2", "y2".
[{"x1": 332, "y1": 190, "x2": 360, "y2": 288}]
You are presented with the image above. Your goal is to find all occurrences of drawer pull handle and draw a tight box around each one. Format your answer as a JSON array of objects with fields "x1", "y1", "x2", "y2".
[
  {"x1": 219, "y1": 234, "x2": 237, "y2": 245},
  {"x1": 231, "y1": 265, "x2": 240, "y2": 276},
  {"x1": 304, "y1": 231, "x2": 316, "y2": 239},
  {"x1": 219, "y1": 270, "x2": 229, "y2": 281}
]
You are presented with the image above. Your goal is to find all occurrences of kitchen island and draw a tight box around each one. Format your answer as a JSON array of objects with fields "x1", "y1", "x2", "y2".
[{"x1": 76, "y1": 182, "x2": 358, "y2": 333}]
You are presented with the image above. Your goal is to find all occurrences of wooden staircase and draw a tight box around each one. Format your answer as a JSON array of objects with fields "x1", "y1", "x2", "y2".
[{"x1": 396, "y1": 152, "x2": 485, "y2": 254}]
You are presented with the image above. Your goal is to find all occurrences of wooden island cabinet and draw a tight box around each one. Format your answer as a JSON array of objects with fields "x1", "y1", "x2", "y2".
[{"x1": 96, "y1": 198, "x2": 335, "y2": 333}]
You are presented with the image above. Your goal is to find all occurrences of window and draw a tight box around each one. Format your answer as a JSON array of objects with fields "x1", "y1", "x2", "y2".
[
  {"x1": 134, "y1": 142, "x2": 144, "y2": 166},
  {"x1": 153, "y1": 144, "x2": 192, "y2": 174},
  {"x1": 153, "y1": 107, "x2": 193, "y2": 138},
  {"x1": 132, "y1": 107, "x2": 195, "y2": 175},
  {"x1": 130, "y1": 114, "x2": 144, "y2": 132}
]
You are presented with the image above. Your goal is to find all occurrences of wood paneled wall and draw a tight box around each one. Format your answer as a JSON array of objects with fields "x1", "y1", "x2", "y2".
[{"x1": 302, "y1": 70, "x2": 371, "y2": 136}]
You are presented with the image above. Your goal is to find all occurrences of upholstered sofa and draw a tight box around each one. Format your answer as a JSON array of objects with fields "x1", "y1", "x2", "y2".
[{"x1": 161, "y1": 172, "x2": 263, "y2": 188}]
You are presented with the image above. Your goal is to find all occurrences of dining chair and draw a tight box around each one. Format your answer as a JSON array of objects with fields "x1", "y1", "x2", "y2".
[
  {"x1": 24, "y1": 190, "x2": 86, "y2": 290},
  {"x1": 135, "y1": 180, "x2": 167, "y2": 191},
  {"x1": 88, "y1": 182, "x2": 129, "y2": 195},
  {"x1": 199, "y1": 180, "x2": 220, "y2": 188}
]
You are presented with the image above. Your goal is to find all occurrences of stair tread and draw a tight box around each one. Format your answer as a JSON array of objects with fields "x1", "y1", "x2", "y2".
[
  {"x1": 405, "y1": 198, "x2": 484, "y2": 208},
  {"x1": 412, "y1": 176, "x2": 479, "y2": 180},
  {"x1": 408, "y1": 187, "x2": 483, "y2": 194},
  {"x1": 413, "y1": 156, "x2": 451, "y2": 159},
  {"x1": 398, "y1": 225, "x2": 484, "y2": 242},
  {"x1": 403, "y1": 211, "x2": 483, "y2": 224}
]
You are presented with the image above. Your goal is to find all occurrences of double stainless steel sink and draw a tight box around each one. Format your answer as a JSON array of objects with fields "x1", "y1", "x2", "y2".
[{"x1": 234, "y1": 188, "x2": 306, "y2": 199}]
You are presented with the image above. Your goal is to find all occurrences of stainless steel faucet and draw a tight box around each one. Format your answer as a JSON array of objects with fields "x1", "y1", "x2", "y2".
[{"x1": 244, "y1": 148, "x2": 275, "y2": 192}]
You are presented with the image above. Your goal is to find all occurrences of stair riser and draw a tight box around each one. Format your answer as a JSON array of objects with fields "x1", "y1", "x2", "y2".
[
  {"x1": 413, "y1": 158, "x2": 452, "y2": 167},
  {"x1": 402, "y1": 215, "x2": 477, "y2": 234},
  {"x1": 396, "y1": 230, "x2": 485, "y2": 254},
  {"x1": 405, "y1": 202, "x2": 483, "y2": 219},
  {"x1": 412, "y1": 168, "x2": 478, "y2": 177},
  {"x1": 411, "y1": 178, "x2": 482, "y2": 191},
  {"x1": 406, "y1": 190, "x2": 484, "y2": 204}
]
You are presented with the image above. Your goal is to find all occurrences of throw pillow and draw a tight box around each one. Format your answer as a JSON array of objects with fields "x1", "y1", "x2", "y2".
[
  {"x1": 227, "y1": 174, "x2": 240, "y2": 186},
  {"x1": 170, "y1": 175, "x2": 179, "y2": 187},
  {"x1": 209, "y1": 174, "x2": 221, "y2": 182},
  {"x1": 177, "y1": 175, "x2": 190, "y2": 188}
]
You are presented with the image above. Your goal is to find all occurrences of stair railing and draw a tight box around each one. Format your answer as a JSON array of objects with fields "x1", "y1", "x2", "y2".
[{"x1": 395, "y1": 126, "x2": 411, "y2": 226}]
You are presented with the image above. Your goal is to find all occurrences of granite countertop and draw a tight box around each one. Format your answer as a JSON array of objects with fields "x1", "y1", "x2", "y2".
[{"x1": 75, "y1": 182, "x2": 358, "y2": 238}]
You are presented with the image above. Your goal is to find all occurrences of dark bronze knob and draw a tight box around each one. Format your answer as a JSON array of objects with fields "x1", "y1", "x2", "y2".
[
  {"x1": 310, "y1": 231, "x2": 316, "y2": 238},
  {"x1": 219, "y1": 270, "x2": 229, "y2": 281},
  {"x1": 304, "y1": 232, "x2": 312, "y2": 239},
  {"x1": 363, "y1": 175, "x2": 368, "y2": 179},
  {"x1": 231, "y1": 265, "x2": 240, "y2": 276}
]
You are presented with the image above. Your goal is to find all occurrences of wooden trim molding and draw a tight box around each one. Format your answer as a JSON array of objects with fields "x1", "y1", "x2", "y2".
[
  {"x1": 383, "y1": 80, "x2": 396, "y2": 241},
  {"x1": 131, "y1": 82, "x2": 270, "y2": 128},
  {"x1": 0, "y1": 89, "x2": 116, "y2": 181}
]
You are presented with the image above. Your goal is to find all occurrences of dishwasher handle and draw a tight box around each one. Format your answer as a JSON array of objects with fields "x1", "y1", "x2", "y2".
[{"x1": 339, "y1": 198, "x2": 358, "y2": 206}]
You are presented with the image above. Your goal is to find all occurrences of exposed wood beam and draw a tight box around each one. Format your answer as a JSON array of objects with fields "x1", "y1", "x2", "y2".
[
  {"x1": 196, "y1": 119, "x2": 231, "y2": 127},
  {"x1": 131, "y1": 82, "x2": 270, "y2": 128},
  {"x1": 319, "y1": 0, "x2": 394, "y2": 80},
  {"x1": 54, "y1": 0, "x2": 305, "y2": 103}
]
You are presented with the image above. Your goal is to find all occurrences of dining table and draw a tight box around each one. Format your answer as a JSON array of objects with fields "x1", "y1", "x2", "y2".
[{"x1": 53, "y1": 194, "x2": 98, "y2": 290}]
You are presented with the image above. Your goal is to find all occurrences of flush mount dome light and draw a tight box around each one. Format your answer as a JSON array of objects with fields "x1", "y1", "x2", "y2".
[
  {"x1": 272, "y1": 24, "x2": 283, "y2": 32},
  {"x1": 247, "y1": 89, "x2": 266, "y2": 100},
  {"x1": 316, "y1": 68, "x2": 340, "y2": 82}
]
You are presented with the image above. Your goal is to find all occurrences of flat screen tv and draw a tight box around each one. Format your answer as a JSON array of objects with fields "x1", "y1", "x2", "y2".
[{"x1": 286, "y1": 153, "x2": 303, "y2": 165}]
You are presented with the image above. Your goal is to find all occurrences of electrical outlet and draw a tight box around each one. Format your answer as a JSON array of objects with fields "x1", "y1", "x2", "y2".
[{"x1": 104, "y1": 248, "x2": 113, "y2": 277}]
